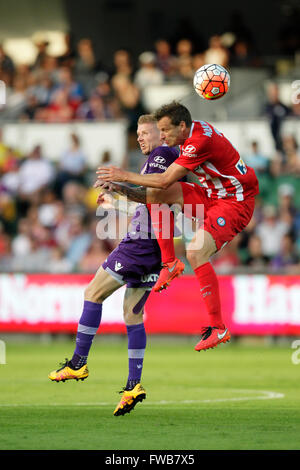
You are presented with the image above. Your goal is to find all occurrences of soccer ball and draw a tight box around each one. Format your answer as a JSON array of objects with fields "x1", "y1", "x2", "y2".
[{"x1": 193, "y1": 64, "x2": 230, "y2": 100}]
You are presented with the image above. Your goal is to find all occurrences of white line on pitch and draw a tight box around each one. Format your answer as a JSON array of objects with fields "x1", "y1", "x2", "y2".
[{"x1": 0, "y1": 390, "x2": 284, "y2": 407}]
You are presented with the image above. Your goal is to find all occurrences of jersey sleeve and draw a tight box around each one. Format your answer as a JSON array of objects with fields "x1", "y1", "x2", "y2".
[{"x1": 175, "y1": 137, "x2": 209, "y2": 171}]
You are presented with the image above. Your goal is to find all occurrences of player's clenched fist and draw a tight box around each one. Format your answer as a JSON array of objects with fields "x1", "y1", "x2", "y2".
[{"x1": 93, "y1": 179, "x2": 114, "y2": 205}]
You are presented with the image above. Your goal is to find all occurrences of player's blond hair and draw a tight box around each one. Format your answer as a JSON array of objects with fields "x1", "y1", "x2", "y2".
[{"x1": 137, "y1": 114, "x2": 157, "y2": 125}]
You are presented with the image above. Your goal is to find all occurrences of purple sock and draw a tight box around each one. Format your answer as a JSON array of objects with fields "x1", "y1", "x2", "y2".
[
  {"x1": 71, "y1": 300, "x2": 102, "y2": 368},
  {"x1": 126, "y1": 323, "x2": 147, "y2": 389}
]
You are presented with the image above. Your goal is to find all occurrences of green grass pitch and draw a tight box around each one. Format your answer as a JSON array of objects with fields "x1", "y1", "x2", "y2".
[{"x1": 0, "y1": 337, "x2": 299, "y2": 450}]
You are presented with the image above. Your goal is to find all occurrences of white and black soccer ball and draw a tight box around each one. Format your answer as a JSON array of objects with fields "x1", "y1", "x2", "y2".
[{"x1": 193, "y1": 64, "x2": 230, "y2": 100}]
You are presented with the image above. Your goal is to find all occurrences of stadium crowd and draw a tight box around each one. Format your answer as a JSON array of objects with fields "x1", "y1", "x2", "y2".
[
  {"x1": 0, "y1": 29, "x2": 300, "y2": 275},
  {"x1": 0, "y1": 33, "x2": 253, "y2": 130}
]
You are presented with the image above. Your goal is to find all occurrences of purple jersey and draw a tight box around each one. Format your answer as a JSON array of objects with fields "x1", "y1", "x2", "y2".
[
  {"x1": 102, "y1": 145, "x2": 179, "y2": 288},
  {"x1": 128, "y1": 145, "x2": 179, "y2": 238}
]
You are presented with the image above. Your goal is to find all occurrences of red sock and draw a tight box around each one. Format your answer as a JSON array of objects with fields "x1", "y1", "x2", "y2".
[
  {"x1": 194, "y1": 262, "x2": 224, "y2": 329},
  {"x1": 147, "y1": 203, "x2": 175, "y2": 264}
]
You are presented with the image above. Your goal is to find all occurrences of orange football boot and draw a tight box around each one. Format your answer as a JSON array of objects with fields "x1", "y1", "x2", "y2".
[
  {"x1": 195, "y1": 326, "x2": 231, "y2": 351},
  {"x1": 153, "y1": 258, "x2": 185, "y2": 292}
]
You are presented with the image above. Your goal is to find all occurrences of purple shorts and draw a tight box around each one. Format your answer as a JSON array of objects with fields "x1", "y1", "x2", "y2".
[{"x1": 102, "y1": 236, "x2": 162, "y2": 289}]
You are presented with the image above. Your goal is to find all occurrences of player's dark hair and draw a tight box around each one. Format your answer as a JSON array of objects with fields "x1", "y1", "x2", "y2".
[{"x1": 154, "y1": 101, "x2": 192, "y2": 127}]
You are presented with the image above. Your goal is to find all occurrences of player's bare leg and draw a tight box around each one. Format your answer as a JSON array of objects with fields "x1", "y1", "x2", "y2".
[
  {"x1": 48, "y1": 268, "x2": 121, "y2": 382},
  {"x1": 146, "y1": 184, "x2": 185, "y2": 292},
  {"x1": 113, "y1": 287, "x2": 149, "y2": 416},
  {"x1": 186, "y1": 229, "x2": 231, "y2": 351}
]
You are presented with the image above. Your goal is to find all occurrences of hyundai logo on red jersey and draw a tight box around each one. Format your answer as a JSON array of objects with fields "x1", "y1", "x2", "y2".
[
  {"x1": 182, "y1": 144, "x2": 197, "y2": 157},
  {"x1": 184, "y1": 145, "x2": 196, "y2": 153}
]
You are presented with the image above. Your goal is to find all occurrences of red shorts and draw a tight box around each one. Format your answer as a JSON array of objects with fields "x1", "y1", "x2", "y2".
[{"x1": 180, "y1": 182, "x2": 255, "y2": 251}]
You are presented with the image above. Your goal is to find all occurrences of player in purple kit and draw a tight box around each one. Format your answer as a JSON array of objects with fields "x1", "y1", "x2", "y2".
[{"x1": 48, "y1": 114, "x2": 179, "y2": 416}]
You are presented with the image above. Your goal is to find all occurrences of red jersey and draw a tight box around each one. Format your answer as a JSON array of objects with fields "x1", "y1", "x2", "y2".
[{"x1": 175, "y1": 120, "x2": 259, "y2": 201}]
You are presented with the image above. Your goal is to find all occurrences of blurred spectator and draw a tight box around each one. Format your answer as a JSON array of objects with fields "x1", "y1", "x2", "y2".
[
  {"x1": 0, "y1": 44, "x2": 15, "y2": 85},
  {"x1": 271, "y1": 232, "x2": 299, "y2": 272},
  {"x1": 134, "y1": 51, "x2": 164, "y2": 90},
  {"x1": 176, "y1": 38, "x2": 193, "y2": 59},
  {"x1": 154, "y1": 39, "x2": 177, "y2": 79},
  {"x1": 203, "y1": 35, "x2": 229, "y2": 68},
  {"x1": 268, "y1": 151, "x2": 283, "y2": 178},
  {"x1": 230, "y1": 40, "x2": 258, "y2": 67},
  {"x1": 32, "y1": 40, "x2": 50, "y2": 70},
  {"x1": 264, "y1": 82, "x2": 290, "y2": 152},
  {"x1": 0, "y1": 129, "x2": 9, "y2": 166},
  {"x1": 174, "y1": 38, "x2": 195, "y2": 82},
  {"x1": 40, "y1": 56, "x2": 59, "y2": 82},
  {"x1": 5, "y1": 74, "x2": 28, "y2": 119},
  {"x1": 37, "y1": 188, "x2": 60, "y2": 228},
  {"x1": 56, "y1": 66, "x2": 84, "y2": 107},
  {"x1": 0, "y1": 188, "x2": 16, "y2": 234},
  {"x1": 277, "y1": 183, "x2": 300, "y2": 248},
  {"x1": 75, "y1": 38, "x2": 97, "y2": 74},
  {"x1": 65, "y1": 213, "x2": 92, "y2": 268},
  {"x1": 76, "y1": 93, "x2": 106, "y2": 121},
  {"x1": 112, "y1": 49, "x2": 133, "y2": 78},
  {"x1": 255, "y1": 204, "x2": 291, "y2": 257},
  {"x1": 52, "y1": 201, "x2": 72, "y2": 251},
  {"x1": 1, "y1": 149, "x2": 20, "y2": 195},
  {"x1": 61, "y1": 181, "x2": 88, "y2": 215},
  {"x1": 110, "y1": 48, "x2": 145, "y2": 130},
  {"x1": 237, "y1": 212, "x2": 258, "y2": 254},
  {"x1": 177, "y1": 56, "x2": 194, "y2": 82},
  {"x1": 47, "y1": 246, "x2": 73, "y2": 273},
  {"x1": 243, "y1": 141, "x2": 269, "y2": 173},
  {"x1": 94, "y1": 72, "x2": 117, "y2": 103},
  {"x1": 26, "y1": 72, "x2": 54, "y2": 108},
  {"x1": 0, "y1": 220, "x2": 11, "y2": 256},
  {"x1": 11, "y1": 234, "x2": 52, "y2": 272},
  {"x1": 57, "y1": 32, "x2": 76, "y2": 67},
  {"x1": 11, "y1": 217, "x2": 31, "y2": 257},
  {"x1": 278, "y1": 183, "x2": 297, "y2": 217},
  {"x1": 74, "y1": 38, "x2": 101, "y2": 96},
  {"x1": 192, "y1": 53, "x2": 205, "y2": 72},
  {"x1": 1, "y1": 144, "x2": 20, "y2": 172},
  {"x1": 37, "y1": 87, "x2": 74, "y2": 122},
  {"x1": 21, "y1": 93, "x2": 42, "y2": 121},
  {"x1": 111, "y1": 73, "x2": 144, "y2": 132},
  {"x1": 78, "y1": 237, "x2": 111, "y2": 272},
  {"x1": 76, "y1": 72, "x2": 121, "y2": 120},
  {"x1": 244, "y1": 234, "x2": 270, "y2": 272},
  {"x1": 31, "y1": 222, "x2": 57, "y2": 250},
  {"x1": 55, "y1": 133, "x2": 87, "y2": 194},
  {"x1": 18, "y1": 145, "x2": 55, "y2": 201},
  {"x1": 281, "y1": 135, "x2": 300, "y2": 175}
]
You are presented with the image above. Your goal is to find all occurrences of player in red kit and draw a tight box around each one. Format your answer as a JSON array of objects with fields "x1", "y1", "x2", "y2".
[{"x1": 96, "y1": 102, "x2": 259, "y2": 351}]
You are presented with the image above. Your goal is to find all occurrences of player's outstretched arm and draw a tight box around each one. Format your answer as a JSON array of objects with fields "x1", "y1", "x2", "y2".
[
  {"x1": 94, "y1": 180, "x2": 147, "y2": 204},
  {"x1": 96, "y1": 163, "x2": 188, "y2": 189}
]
